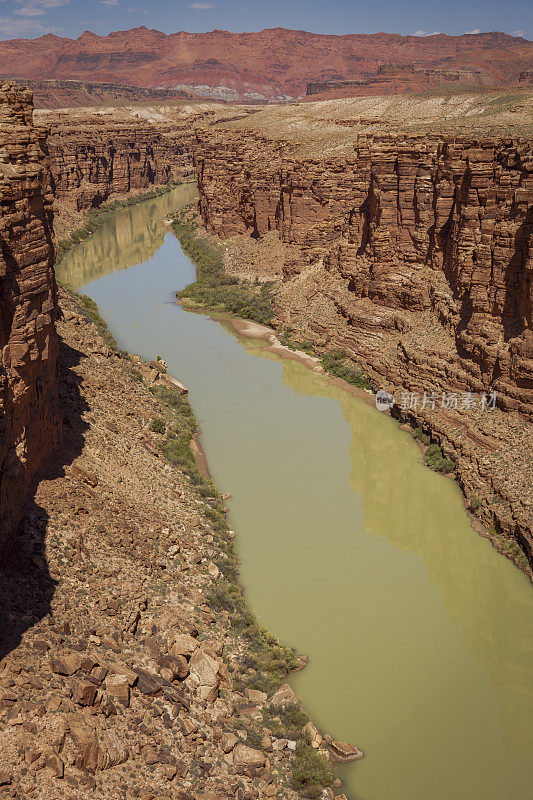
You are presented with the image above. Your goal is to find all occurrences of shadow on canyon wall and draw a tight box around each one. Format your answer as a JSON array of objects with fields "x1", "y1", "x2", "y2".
[{"x1": 0, "y1": 331, "x2": 89, "y2": 661}]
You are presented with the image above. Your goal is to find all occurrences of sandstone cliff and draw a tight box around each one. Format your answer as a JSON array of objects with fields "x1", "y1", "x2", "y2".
[
  {"x1": 0, "y1": 82, "x2": 60, "y2": 554},
  {"x1": 192, "y1": 120, "x2": 533, "y2": 564},
  {"x1": 36, "y1": 104, "x2": 251, "y2": 212},
  {"x1": 195, "y1": 129, "x2": 532, "y2": 415}
]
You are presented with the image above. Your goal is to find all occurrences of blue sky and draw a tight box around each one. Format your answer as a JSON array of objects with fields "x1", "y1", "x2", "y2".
[{"x1": 0, "y1": 0, "x2": 530, "y2": 40}]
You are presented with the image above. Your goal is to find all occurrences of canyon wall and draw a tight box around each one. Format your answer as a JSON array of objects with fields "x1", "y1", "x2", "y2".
[
  {"x1": 4, "y1": 78, "x2": 192, "y2": 109},
  {"x1": 42, "y1": 114, "x2": 195, "y2": 211},
  {"x1": 38, "y1": 105, "x2": 249, "y2": 213},
  {"x1": 195, "y1": 129, "x2": 533, "y2": 417},
  {"x1": 0, "y1": 82, "x2": 60, "y2": 553},
  {"x1": 193, "y1": 127, "x2": 533, "y2": 561}
]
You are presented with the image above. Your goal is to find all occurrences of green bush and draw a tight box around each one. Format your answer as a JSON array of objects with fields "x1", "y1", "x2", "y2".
[
  {"x1": 172, "y1": 213, "x2": 275, "y2": 325},
  {"x1": 77, "y1": 293, "x2": 117, "y2": 350},
  {"x1": 488, "y1": 527, "x2": 529, "y2": 570},
  {"x1": 278, "y1": 331, "x2": 316, "y2": 356},
  {"x1": 414, "y1": 427, "x2": 431, "y2": 446},
  {"x1": 291, "y1": 744, "x2": 333, "y2": 799},
  {"x1": 321, "y1": 350, "x2": 372, "y2": 389},
  {"x1": 263, "y1": 703, "x2": 309, "y2": 741},
  {"x1": 468, "y1": 495, "x2": 482, "y2": 514},
  {"x1": 150, "y1": 417, "x2": 166, "y2": 434},
  {"x1": 425, "y1": 443, "x2": 455, "y2": 474}
]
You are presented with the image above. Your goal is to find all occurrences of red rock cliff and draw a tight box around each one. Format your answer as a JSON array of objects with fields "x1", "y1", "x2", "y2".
[
  {"x1": 0, "y1": 28, "x2": 531, "y2": 102},
  {"x1": 193, "y1": 126, "x2": 533, "y2": 563},
  {"x1": 37, "y1": 105, "x2": 246, "y2": 211},
  {"x1": 0, "y1": 82, "x2": 60, "y2": 553},
  {"x1": 44, "y1": 115, "x2": 194, "y2": 210},
  {"x1": 194, "y1": 129, "x2": 533, "y2": 418}
]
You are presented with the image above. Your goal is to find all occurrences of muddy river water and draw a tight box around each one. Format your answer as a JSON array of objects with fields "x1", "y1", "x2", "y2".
[{"x1": 57, "y1": 185, "x2": 533, "y2": 800}]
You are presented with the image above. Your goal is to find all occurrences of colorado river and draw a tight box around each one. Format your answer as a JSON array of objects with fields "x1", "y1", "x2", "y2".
[{"x1": 57, "y1": 185, "x2": 533, "y2": 800}]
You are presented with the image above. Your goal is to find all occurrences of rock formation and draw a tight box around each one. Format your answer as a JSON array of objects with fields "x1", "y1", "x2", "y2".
[
  {"x1": 37, "y1": 105, "x2": 249, "y2": 211},
  {"x1": 192, "y1": 122, "x2": 533, "y2": 562},
  {"x1": 0, "y1": 82, "x2": 60, "y2": 554},
  {"x1": 0, "y1": 27, "x2": 530, "y2": 103},
  {"x1": 194, "y1": 129, "x2": 532, "y2": 416},
  {"x1": 44, "y1": 116, "x2": 192, "y2": 210},
  {"x1": 4, "y1": 77, "x2": 192, "y2": 109}
]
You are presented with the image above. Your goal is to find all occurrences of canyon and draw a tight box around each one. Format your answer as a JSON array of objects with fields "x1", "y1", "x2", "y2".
[
  {"x1": 0, "y1": 76, "x2": 533, "y2": 800},
  {"x1": 37, "y1": 103, "x2": 252, "y2": 223},
  {"x1": 0, "y1": 77, "x2": 532, "y2": 800},
  {"x1": 1, "y1": 85, "x2": 343, "y2": 800},
  {"x1": 184, "y1": 99, "x2": 533, "y2": 567},
  {"x1": 3, "y1": 85, "x2": 533, "y2": 570},
  {"x1": 0, "y1": 28, "x2": 531, "y2": 104}
]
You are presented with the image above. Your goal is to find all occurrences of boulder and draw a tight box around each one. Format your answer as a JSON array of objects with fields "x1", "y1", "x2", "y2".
[
  {"x1": 270, "y1": 683, "x2": 298, "y2": 708},
  {"x1": 43, "y1": 750, "x2": 64, "y2": 778},
  {"x1": 329, "y1": 740, "x2": 364, "y2": 763},
  {"x1": 105, "y1": 675, "x2": 130, "y2": 707},
  {"x1": 73, "y1": 680, "x2": 97, "y2": 707},
  {"x1": 170, "y1": 633, "x2": 198, "y2": 657},
  {"x1": 186, "y1": 648, "x2": 220, "y2": 703},
  {"x1": 303, "y1": 721, "x2": 323, "y2": 748},
  {"x1": 221, "y1": 732, "x2": 239, "y2": 753},
  {"x1": 232, "y1": 743, "x2": 266, "y2": 776},
  {"x1": 97, "y1": 731, "x2": 129, "y2": 771},
  {"x1": 245, "y1": 688, "x2": 267, "y2": 704},
  {"x1": 50, "y1": 653, "x2": 80, "y2": 676}
]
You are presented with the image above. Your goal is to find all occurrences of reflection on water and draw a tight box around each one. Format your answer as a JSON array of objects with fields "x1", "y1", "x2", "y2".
[
  {"x1": 56, "y1": 184, "x2": 197, "y2": 290},
  {"x1": 59, "y1": 191, "x2": 533, "y2": 800}
]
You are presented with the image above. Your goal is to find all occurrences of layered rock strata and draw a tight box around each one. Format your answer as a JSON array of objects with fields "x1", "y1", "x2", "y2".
[
  {"x1": 192, "y1": 127, "x2": 533, "y2": 564},
  {"x1": 0, "y1": 28, "x2": 531, "y2": 102},
  {"x1": 36, "y1": 105, "x2": 251, "y2": 212},
  {"x1": 44, "y1": 117, "x2": 193, "y2": 211},
  {"x1": 0, "y1": 82, "x2": 60, "y2": 554}
]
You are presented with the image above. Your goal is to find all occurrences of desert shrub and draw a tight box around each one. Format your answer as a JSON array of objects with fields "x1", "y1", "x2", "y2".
[
  {"x1": 321, "y1": 350, "x2": 372, "y2": 389},
  {"x1": 77, "y1": 294, "x2": 117, "y2": 350},
  {"x1": 414, "y1": 427, "x2": 431, "y2": 446},
  {"x1": 468, "y1": 495, "x2": 482, "y2": 513},
  {"x1": 150, "y1": 417, "x2": 166, "y2": 434},
  {"x1": 488, "y1": 527, "x2": 529, "y2": 570},
  {"x1": 278, "y1": 331, "x2": 316, "y2": 356},
  {"x1": 290, "y1": 744, "x2": 333, "y2": 799},
  {"x1": 263, "y1": 703, "x2": 309, "y2": 741},
  {"x1": 425, "y1": 443, "x2": 455, "y2": 474},
  {"x1": 230, "y1": 613, "x2": 300, "y2": 695},
  {"x1": 172, "y1": 213, "x2": 275, "y2": 325}
]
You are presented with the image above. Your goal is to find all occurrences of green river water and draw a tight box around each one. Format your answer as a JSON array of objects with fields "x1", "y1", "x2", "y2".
[{"x1": 57, "y1": 185, "x2": 533, "y2": 800}]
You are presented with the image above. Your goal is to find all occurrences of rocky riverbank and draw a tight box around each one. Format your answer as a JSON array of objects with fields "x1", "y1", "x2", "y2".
[{"x1": 0, "y1": 285, "x2": 360, "y2": 800}]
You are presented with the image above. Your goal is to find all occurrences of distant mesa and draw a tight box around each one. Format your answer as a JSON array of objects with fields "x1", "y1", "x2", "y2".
[{"x1": 0, "y1": 27, "x2": 530, "y2": 106}]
